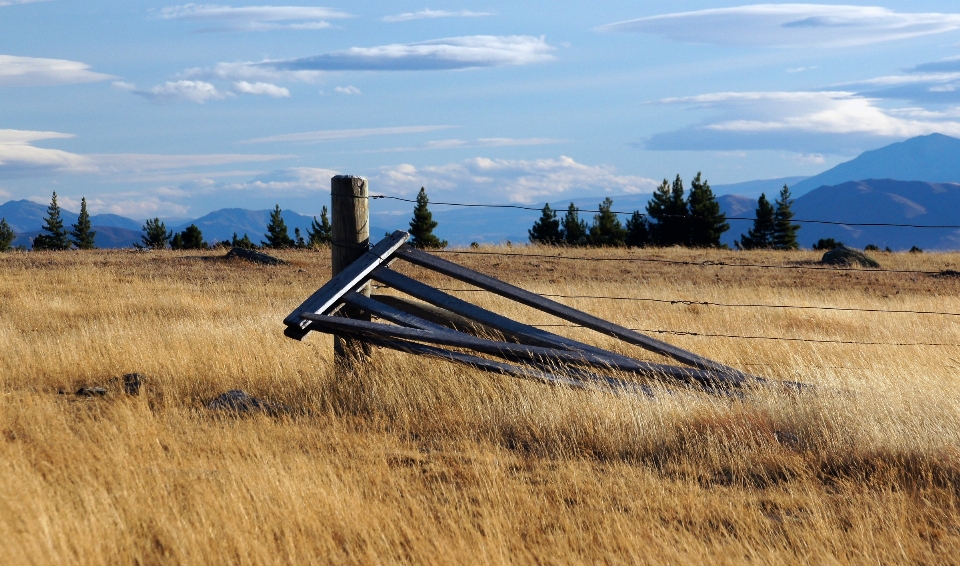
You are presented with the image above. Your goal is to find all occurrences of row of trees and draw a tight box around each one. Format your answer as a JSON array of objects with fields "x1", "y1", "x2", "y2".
[
  {"x1": 528, "y1": 174, "x2": 800, "y2": 249},
  {"x1": 138, "y1": 205, "x2": 335, "y2": 250},
  {"x1": 3, "y1": 192, "x2": 338, "y2": 251}
]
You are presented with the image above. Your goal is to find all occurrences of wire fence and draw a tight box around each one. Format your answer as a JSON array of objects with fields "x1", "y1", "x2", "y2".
[
  {"x1": 369, "y1": 193, "x2": 960, "y2": 230},
  {"x1": 360, "y1": 191, "x2": 960, "y2": 350}
]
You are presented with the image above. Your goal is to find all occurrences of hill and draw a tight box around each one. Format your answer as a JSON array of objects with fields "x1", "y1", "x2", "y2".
[
  {"x1": 721, "y1": 179, "x2": 960, "y2": 251},
  {"x1": 711, "y1": 176, "x2": 807, "y2": 197},
  {"x1": 178, "y1": 208, "x2": 388, "y2": 245},
  {"x1": 791, "y1": 134, "x2": 960, "y2": 196}
]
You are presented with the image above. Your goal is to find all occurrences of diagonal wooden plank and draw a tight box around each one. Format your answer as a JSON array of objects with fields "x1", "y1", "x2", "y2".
[
  {"x1": 371, "y1": 267, "x2": 754, "y2": 387},
  {"x1": 362, "y1": 336, "x2": 594, "y2": 390},
  {"x1": 282, "y1": 230, "x2": 409, "y2": 334},
  {"x1": 394, "y1": 245, "x2": 749, "y2": 377},
  {"x1": 300, "y1": 312, "x2": 740, "y2": 387}
]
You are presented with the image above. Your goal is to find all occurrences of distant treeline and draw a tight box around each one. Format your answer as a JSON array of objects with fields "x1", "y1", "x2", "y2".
[
  {"x1": 0, "y1": 192, "x2": 336, "y2": 252},
  {"x1": 528, "y1": 173, "x2": 800, "y2": 250}
]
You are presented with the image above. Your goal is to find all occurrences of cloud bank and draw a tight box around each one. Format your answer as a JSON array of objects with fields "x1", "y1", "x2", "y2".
[
  {"x1": 244, "y1": 125, "x2": 454, "y2": 144},
  {"x1": 644, "y1": 91, "x2": 960, "y2": 153},
  {"x1": 0, "y1": 55, "x2": 112, "y2": 86},
  {"x1": 373, "y1": 156, "x2": 659, "y2": 203},
  {"x1": 260, "y1": 35, "x2": 555, "y2": 72},
  {"x1": 0, "y1": 0, "x2": 49, "y2": 6},
  {"x1": 382, "y1": 9, "x2": 493, "y2": 23},
  {"x1": 0, "y1": 129, "x2": 91, "y2": 177},
  {"x1": 158, "y1": 4, "x2": 352, "y2": 31},
  {"x1": 601, "y1": 4, "x2": 960, "y2": 48},
  {"x1": 233, "y1": 81, "x2": 290, "y2": 97}
]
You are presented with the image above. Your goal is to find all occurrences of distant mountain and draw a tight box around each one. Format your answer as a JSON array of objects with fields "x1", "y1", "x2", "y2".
[
  {"x1": 719, "y1": 179, "x2": 960, "y2": 251},
  {"x1": 712, "y1": 176, "x2": 808, "y2": 197},
  {"x1": 791, "y1": 179, "x2": 960, "y2": 251},
  {"x1": 791, "y1": 134, "x2": 960, "y2": 196},
  {"x1": 0, "y1": 200, "x2": 79, "y2": 234},
  {"x1": 717, "y1": 194, "x2": 760, "y2": 248},
  {"x1": 178, "y1": 208, "x2": 389, "y2": 245},
  {"x1": 89, "y1": 213, "x2": 142, "y2": 231}
]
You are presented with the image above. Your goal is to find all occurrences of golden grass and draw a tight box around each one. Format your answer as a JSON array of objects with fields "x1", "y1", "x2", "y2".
[{"x1": 2, "y1": 246, "x2": 960, "y2": 564}]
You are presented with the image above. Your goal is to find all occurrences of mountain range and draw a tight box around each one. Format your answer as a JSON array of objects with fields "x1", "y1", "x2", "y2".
[
  {"x1": 0, "y1": 201, "x2": 389, "y2": 250},
  {"x1": 3, "y1": 133, "x2": 960, "y2": 250}
]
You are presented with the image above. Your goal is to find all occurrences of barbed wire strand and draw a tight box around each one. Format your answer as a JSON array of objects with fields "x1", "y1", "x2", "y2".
[{"x1": 367, "y1": 194, "x2": 960, "y2": 230}]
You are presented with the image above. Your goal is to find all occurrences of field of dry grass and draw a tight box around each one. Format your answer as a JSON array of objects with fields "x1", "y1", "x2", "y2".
[{"x1": 2, "y1": 245, "x2": 960, "y2": 564}]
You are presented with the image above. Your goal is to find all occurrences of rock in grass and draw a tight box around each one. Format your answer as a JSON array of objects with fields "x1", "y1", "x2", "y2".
[
  {"x1": 224, "y1": 247, "x2": 285, "y2": 265},
  {"x1": 821, "y1": 245, "x2": 880, "y2": 268},
  {"x1": 76, "y1": 386, "x2": 107, "y2": 396},
  {"x1": 206, "y1": 390, "x2": 287, "y2": 415},
  {"x1": 123, "y1": 373, "x2": 145, "y2": 395}
]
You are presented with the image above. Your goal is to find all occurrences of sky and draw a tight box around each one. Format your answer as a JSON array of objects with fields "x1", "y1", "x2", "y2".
[{"x1": 5, "y1": 1, "x2": 960, "y2": 220}]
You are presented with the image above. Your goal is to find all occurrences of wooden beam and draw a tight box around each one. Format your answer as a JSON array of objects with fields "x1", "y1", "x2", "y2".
[
  {"x1": 300, "y1": 312, "x2": 738, "y2": 387},
  {"x1": 394, "y1": 245, "x2": 751, "y2": 378},
  {"x1": 282, "y1": 230, "x2": 409, "y2": 338},
  {"x1": 370, "y1": 267, "x2": 751, "y2": 387}
]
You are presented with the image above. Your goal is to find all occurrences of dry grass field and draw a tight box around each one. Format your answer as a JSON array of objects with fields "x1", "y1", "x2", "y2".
[{"x1": 2, "y1": 245, "x2": 960, "y2": 564}]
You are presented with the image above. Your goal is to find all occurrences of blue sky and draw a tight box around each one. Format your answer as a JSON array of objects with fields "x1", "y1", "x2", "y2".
[{"x1": 5, "y1": 1, "x2": 960, "y2": 219}]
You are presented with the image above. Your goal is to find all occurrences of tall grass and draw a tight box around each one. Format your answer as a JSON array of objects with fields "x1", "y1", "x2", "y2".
[{"x1": 1, "y1": 246, "x2": 959, "y2": 564}]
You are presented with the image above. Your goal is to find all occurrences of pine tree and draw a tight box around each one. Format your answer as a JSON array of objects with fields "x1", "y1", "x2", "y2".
[
  {"x1": 560, "y1": 202, "x2": 588, "y2": 246},
  {"x1": 588, "y1": 197, "x2": 627, "y2": 247},
  {"x1": 647, "y1": 176, "x2": 688, "y2": 246},
  {"x1": 141, "y1": 218, "x2": 171, "y2": 249},
  {"x1": 171, "y1": 224, "x2": 206, "y2": 250},
  {"x1": 262, "y1": 204, "x2": 294, "y2": 249},
  {"x1": 625, "y1": 211, "x2": 649, "y2": 248},
  {"x1": 307, "y1": 206, "x2": 333, "y2": 247},
  {"x1": 687, "y1": 172, "x2": 728, "y2": 247},
  {"x1": 231, "y1": 232, "x2": 256, "y2": 249},
  {"x1": 0, "y1": 218, "x2": 14, "y2": 252},
  {"x1": 772, "y1": 184, "x2": 800, "y2": 250},
  {"x1": 737, "y1": 193, "x2": 776, "y2": 250},
  {"x1": 32, "y1": 192, "x2": 71, "y2": 250},
  {"x1": 294, "y1": 228, "x2": 305, "y2": 248},
  {"x1": 70, "y1": 197, "x2": 96, "y2": 250},
  {"x1": 528, "y1": 203, "x2": 562, "y2": 244},
  {"x1": 408, "y1": 187, "x2": 447, "y2": 248}
]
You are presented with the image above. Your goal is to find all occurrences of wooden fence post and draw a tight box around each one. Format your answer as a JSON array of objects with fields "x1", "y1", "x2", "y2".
[{"x1": 331, "y1": 175, "x2": 372, "y2": 369}]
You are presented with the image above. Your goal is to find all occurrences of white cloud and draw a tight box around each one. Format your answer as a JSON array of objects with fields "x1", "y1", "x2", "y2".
[
  {"x1": 101, "y1": 196, "x2": 190, "y2": 218},
  {"x1": 0, "y1": 55, "x2": 112, "y2": 86},
  {"x1": 334, "y1": 85, "x2": 360, "y2": 95},
  {"x1": 86, "y1": 153, "x2": 291, "y2": 171},
  {"x1": 368, "y1": 137, "x2": 567, "y2": 153},
  {"x1": 0, "y1": 129, "x2": 291, "y2": 183},
  {"x1": 129, "y1": 80, "x2": 232, "y2": 103},
  {"x1": 793, "y1": 153, "x2": 826, "y2": 164},
  {"x1": 0, "y1": 188, "x2": 11, "y2": 198},
  {"x1": 787, "y1": 65, "x2": 817, "y2": 73},
  {"x1": 158, "y1": 4, "x2": 352, "y2": 31},
  {"x1": 243, "y1": 125, "x2": 453, "y2": 144},
  {"x1": 182, "y1": 61, "x2": 323, "y2": 83},
  {"x1": 0, "y1": 129, "x2": 92, "y2": 176},
  {"x1": 645, "y1": 91, "x2": 960, "y2": 152},
  {"x1": 260, "y1": 35, "x2": 555, "y2": 72},
  {"x1": 223, "y1": 167, "x2": 340, "y2": 195},
  {"x1": 600, "y1": 5, "x2": 960, "y2": 48},
  {"x1": 373, "y1": 156, "x2": 659, "y2": 203},
  {"x1": 232, "y1": 81, "x2": 290, "y2": 97},
  {"x1": 382, "y1": 9, "x2": 493, "y2": 23},
  {"x1": 0, "y1": 0, "x2": 49, "y2": 7}
]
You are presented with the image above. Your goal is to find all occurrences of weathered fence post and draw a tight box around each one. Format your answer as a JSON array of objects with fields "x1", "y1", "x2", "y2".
[{"x1": 331, "y1": 175, "x2": 372, "y2": 369}]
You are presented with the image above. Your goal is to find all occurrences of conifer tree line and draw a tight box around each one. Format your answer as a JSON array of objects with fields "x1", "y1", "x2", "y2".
[
  {"x1": 528, "y1": 174, "x2": 800, "y2": 250},
  {"x1": 13, "y1": 192, "x2": 337, "y2": 251}
]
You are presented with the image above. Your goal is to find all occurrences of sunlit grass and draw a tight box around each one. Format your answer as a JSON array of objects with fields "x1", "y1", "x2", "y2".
[{"x1": 2, "y1": 246, "x2": 959, "y2": 564}]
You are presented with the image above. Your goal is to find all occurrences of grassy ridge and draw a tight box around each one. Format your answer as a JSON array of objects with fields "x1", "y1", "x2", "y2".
[{"x1": 2, "y1": 247, "x2": 960, "y2": 564}]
